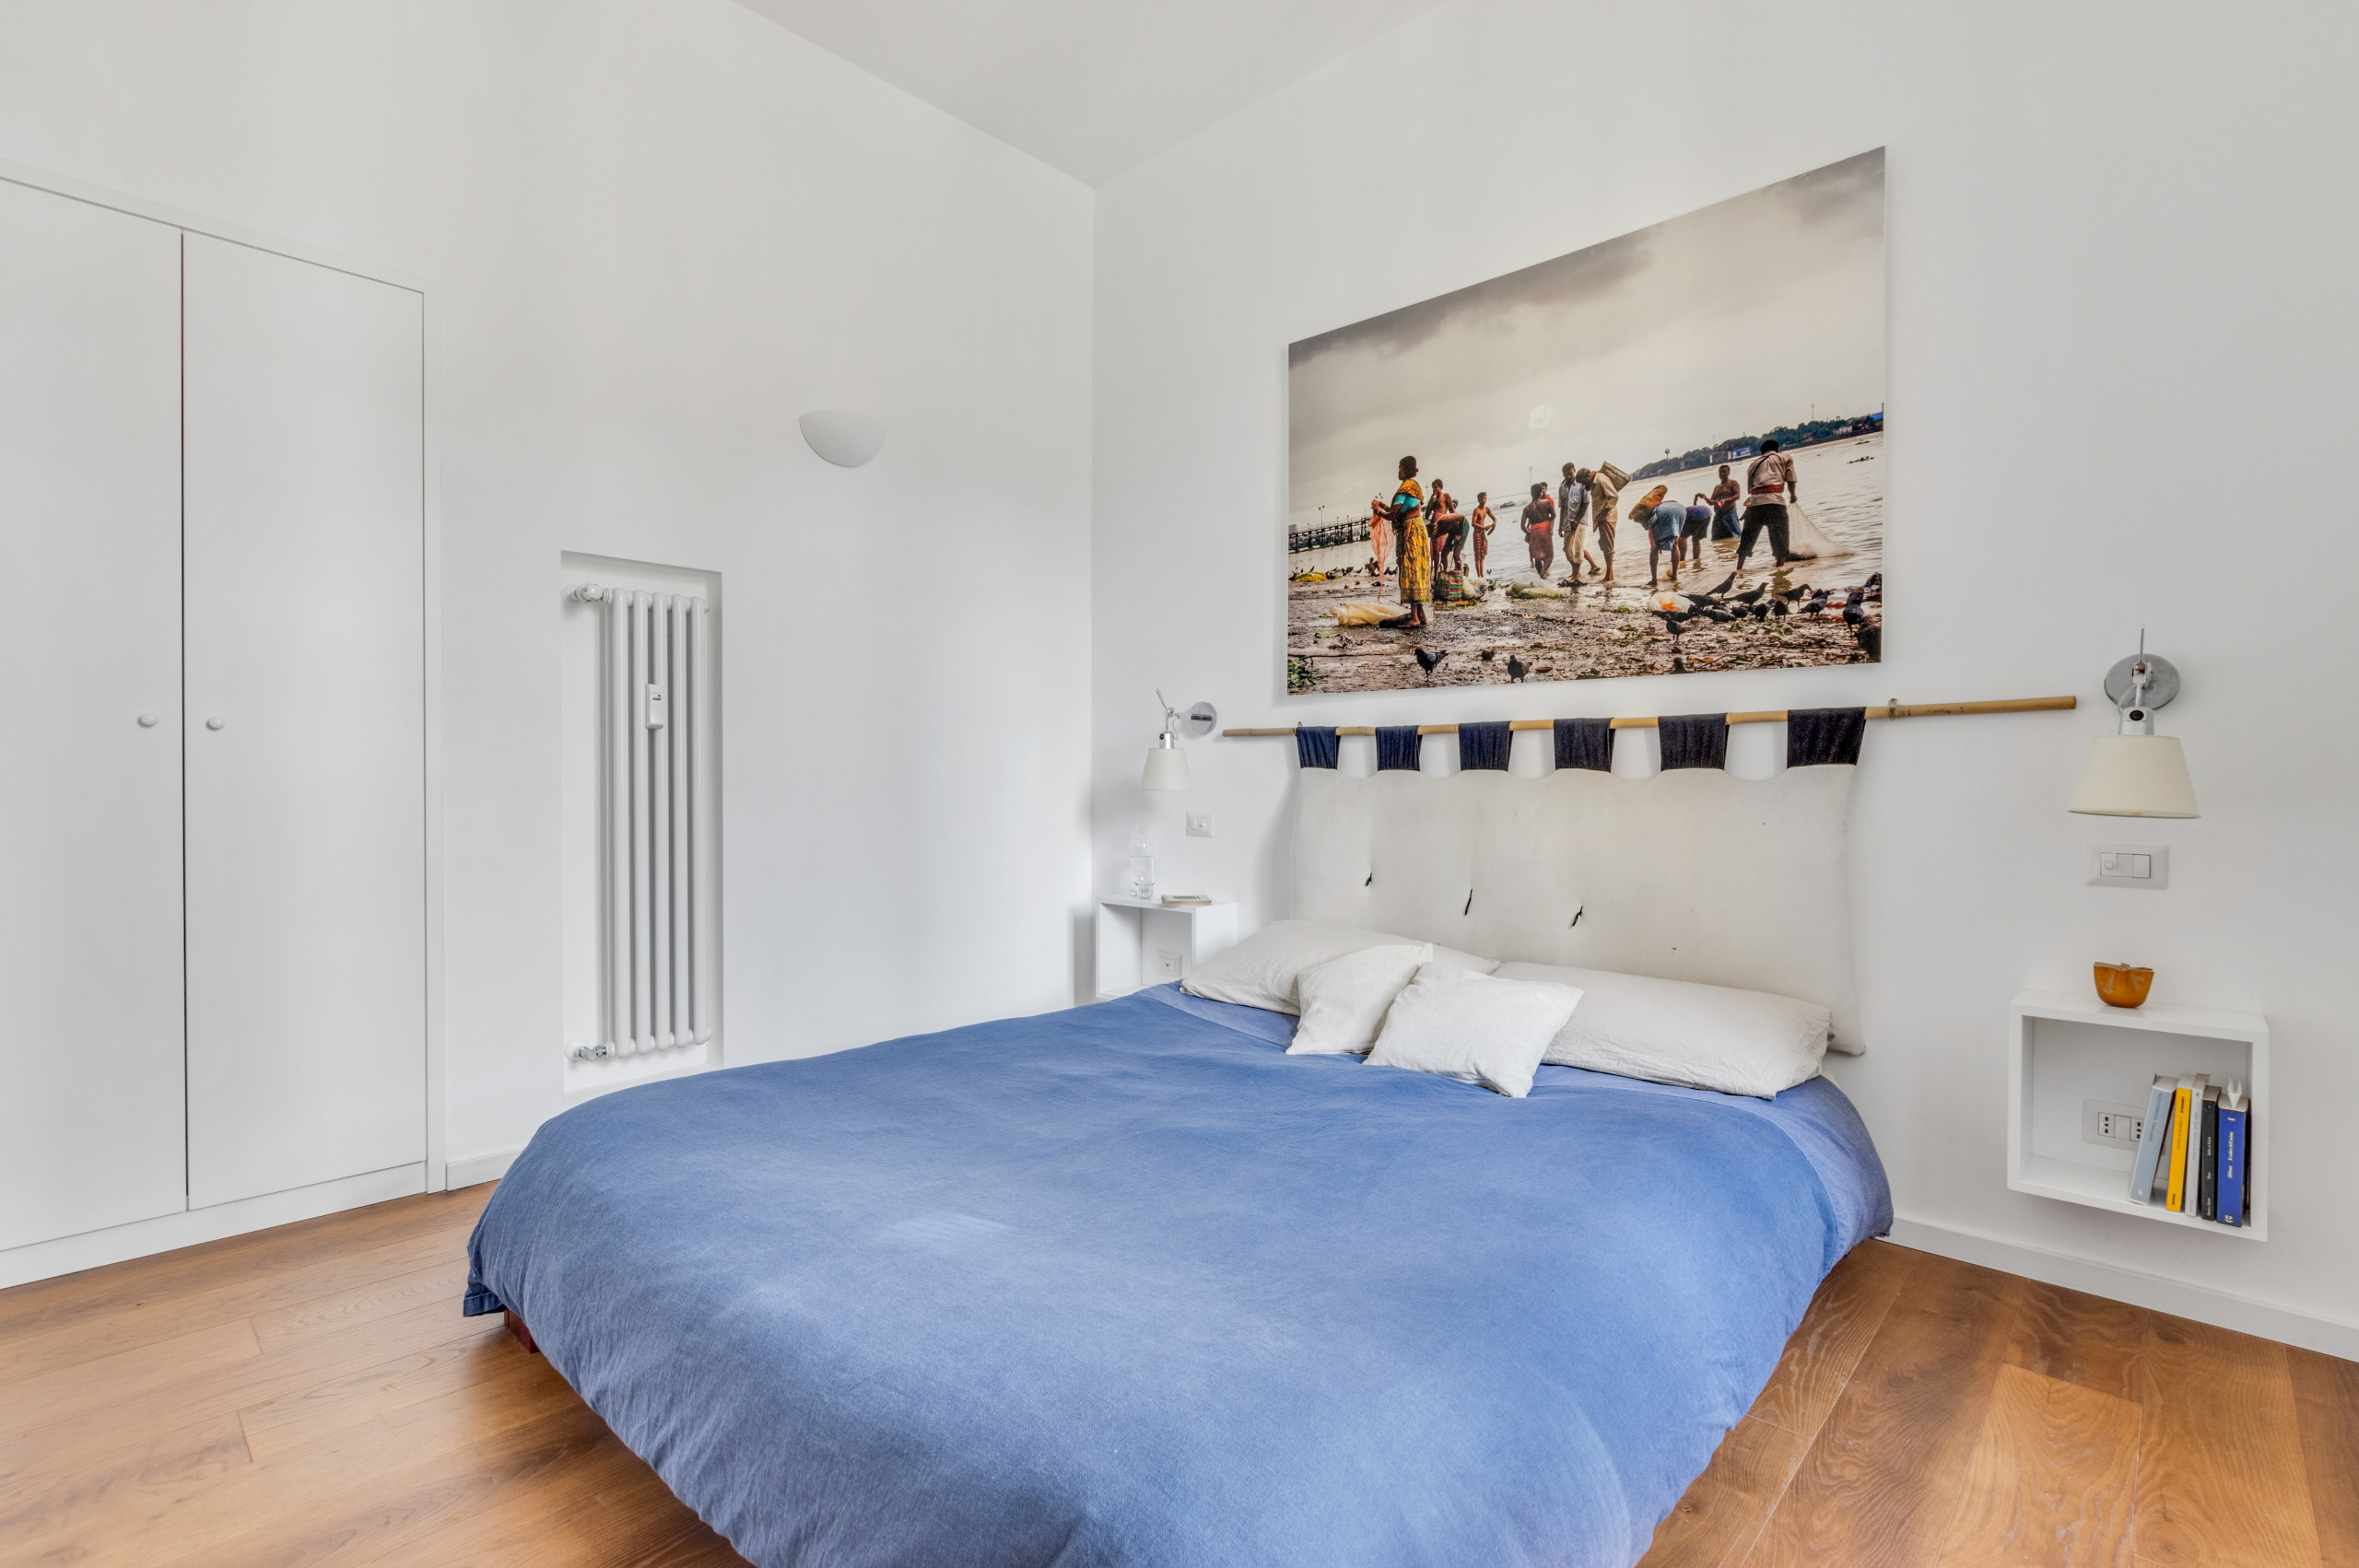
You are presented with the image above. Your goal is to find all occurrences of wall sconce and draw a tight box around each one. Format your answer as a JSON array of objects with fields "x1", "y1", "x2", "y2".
[
  {"x1": 1143, "y1": 689, "x2": 1216, "y2": 790},
  {"x1": 799, "y1": 411, "x2": 888, "y2": 468},
  {"x1": 2069, "y1": 637, "x2": 2199, "y2": 818}
]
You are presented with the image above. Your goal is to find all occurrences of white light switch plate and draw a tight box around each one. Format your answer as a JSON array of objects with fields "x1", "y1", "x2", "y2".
[
  {"x1": 1185, "y1": 812, "x2": 1214, "y2": 838},
  {"x1": 2087, "y1": 842, "x2": 2169, "y2": 890}
]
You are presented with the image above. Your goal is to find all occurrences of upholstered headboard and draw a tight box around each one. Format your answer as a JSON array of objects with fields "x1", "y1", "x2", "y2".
[{"x1": 1293, "y1": 766, "x2": 1865, "y2": 1053}]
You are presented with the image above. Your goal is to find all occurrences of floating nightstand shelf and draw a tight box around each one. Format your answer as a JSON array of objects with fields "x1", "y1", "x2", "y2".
[
  {"x1": 1093, "y1": 898, "x2": 1238, "y2": 1002},
  {"x1": 2008, "y1": 989, "x2": 2268, "y2": 1239}
]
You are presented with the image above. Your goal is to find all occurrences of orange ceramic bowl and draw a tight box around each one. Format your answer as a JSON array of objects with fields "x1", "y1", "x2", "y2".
[{"x1": 2094, "y1": 963, "x2": 2154, "y2": 1009}]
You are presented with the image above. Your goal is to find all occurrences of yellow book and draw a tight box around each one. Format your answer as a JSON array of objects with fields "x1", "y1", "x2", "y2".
[
  {"x1": 2160, "y1": 1075, "x2": 2198, "y2": 1207},
  {"x1": 2165, "y1": 1081, "x2": 2194, "y2": 1211}
]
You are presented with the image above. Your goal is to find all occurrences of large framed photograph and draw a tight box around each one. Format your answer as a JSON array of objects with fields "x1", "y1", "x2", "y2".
[{"x1": 1285, "y1": 149, "x2": 1884, "y2": 694}]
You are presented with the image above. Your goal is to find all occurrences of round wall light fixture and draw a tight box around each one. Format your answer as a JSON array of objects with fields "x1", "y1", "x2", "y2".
[{"x1": 799, "y1": 410, "x2": 888, "y2": 468}]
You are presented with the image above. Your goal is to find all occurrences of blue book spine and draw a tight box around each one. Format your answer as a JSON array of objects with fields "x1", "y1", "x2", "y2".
[
  {"x1": 2129, "y1": 1076, "x2": 2175, "y2": 1205},
  {"x1": 2216, "y1": 1106, "x2": 2247, "y2": 1226}
]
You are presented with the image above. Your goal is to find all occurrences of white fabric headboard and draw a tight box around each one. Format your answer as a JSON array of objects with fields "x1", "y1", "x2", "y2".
[{"x1": 1293, "y1": 766, "x2": 1865, "y2": 1053}]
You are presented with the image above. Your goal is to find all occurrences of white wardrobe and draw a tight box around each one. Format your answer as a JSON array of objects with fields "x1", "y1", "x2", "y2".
[{"x1": 0, "y1": 176, "x2": 427, "y2": 1265}]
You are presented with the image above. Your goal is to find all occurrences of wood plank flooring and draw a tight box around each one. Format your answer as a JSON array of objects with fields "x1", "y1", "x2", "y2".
[
  {"x1": 1641, "y1": 1244, "x2": 2353, "y2": 1568},
  {"x1": 1, "y1": 1189, "x2": 2348, "y2": 1567}
]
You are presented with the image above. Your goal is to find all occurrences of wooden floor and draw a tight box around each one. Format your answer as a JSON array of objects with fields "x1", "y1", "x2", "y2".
[{"x1": 2, "y1": 1191, "x2": 2351, "y2": 1568}]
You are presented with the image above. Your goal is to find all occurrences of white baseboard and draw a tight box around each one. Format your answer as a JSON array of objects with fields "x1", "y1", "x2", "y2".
[
  {"x1": 445, "y1": 1147, "x2": 522, "y2": 1189},
  {"x1": 1886, "y1": 1212, "x2": 2359, "y2": 1363},
  {"x1": 0, "y1": 1163, "x2": 427, "y2": 1292}
]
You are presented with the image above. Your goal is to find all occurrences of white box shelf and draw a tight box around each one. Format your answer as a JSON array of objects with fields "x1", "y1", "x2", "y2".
[
  {"x1": 2008, "y1": 989, "x2": 2268, "y2": 1239},
  {"x1": 1093, "y1": 898, "x2": 1238, "y2": 1002}
]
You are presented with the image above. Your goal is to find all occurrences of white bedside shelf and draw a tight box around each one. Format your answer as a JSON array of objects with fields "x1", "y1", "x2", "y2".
[
  {"x1": 2007, "y1": 989, "x2": 2268, "y2": 1239},
  {"x1": 1093, "y1": 898, "x2": 1238, "y2": 1001}
]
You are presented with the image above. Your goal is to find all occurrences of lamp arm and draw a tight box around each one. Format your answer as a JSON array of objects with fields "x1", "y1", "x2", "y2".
[{"x1": 2118, "y1": 661, "x2": 2154, "y2": 734}]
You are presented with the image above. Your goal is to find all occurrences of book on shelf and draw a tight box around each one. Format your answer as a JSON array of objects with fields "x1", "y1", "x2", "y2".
[
  {"x1": 2217, "y1": 1085, "x2": 2248, "y2": 1227},
  {"x1": 2129, "y1": 1073, "x2": 2176, "y2": 1205},
  {"x1": 2189, "y1": 1084, "x2": 2208, "y2": 1216},
  {"x1": 2164, "y1": 1074, "x2": 2201, "y2": 1212},
  {"x1": 1158, "y1": 894, "x2": 1213, "y2": 907}
]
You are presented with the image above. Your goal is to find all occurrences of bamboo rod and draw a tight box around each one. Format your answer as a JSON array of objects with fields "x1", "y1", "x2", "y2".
[{"x1": 1220, "y1": 695, "x2": 2074, "y2": 738}]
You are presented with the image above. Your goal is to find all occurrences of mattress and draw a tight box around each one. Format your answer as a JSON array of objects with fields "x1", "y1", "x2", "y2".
[{"x1": 465, "y1": 984, "x2": 1891, "y2": 1567}]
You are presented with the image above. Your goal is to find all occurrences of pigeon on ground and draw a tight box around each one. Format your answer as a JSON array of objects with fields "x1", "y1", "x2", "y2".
[
  {"x1": 1842, "y1": 603, "x2": 1865, "y2": 628},
  {"x1": 1653, "y1": 611, "x2": 1694, "y2": 634},
  {"x1": 1729, "y1": 587, "x2": 1766, "y2": 605},
  {"x1": 1776, "y1": 584, "x2": 1811, "y2": 602},
  {"x1": 1479, "y1": 649, "x2": 1496, "y2": 661},
  {"x1": 1414, "y1": 648, "x2": 1448, "y2": 676},
  {"x1": 1769, "y1": 600, "x2": 1789, "y2": 618},
  {"x1": 1670, "y1": 654, "x2": 1688, "y2": 673},
  {"x1": 1701, "y1": 608, "x2": 1735, "y2": 624},
  {"x1": 1852, "y1": 621, "x2": 1882, "y2": 661},
  {"x1": 1704, "y1": 571, "x2": 1738, "y2": 596},
  {"x1": 1507, "y1": 655, "x2": 1527, "y2": 683}
]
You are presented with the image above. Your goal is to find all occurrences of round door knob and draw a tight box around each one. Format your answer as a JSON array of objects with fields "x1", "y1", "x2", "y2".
[
  {"x1": 205, "y1": 716, "x2": 227, "y2": 731},
  {"x1": 136, "y1": 713, "x2": 159, "y2": 728}
]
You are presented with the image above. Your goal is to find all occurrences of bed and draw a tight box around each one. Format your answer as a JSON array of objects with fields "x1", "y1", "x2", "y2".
[{"x1": 465, "y1": 981, "x2": 1890, "y2": 1567}]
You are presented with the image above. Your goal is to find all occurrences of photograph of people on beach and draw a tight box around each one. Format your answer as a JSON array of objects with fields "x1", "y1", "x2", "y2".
[{"x1": 1285, "y1": 148, "x2": 1884, "y2": 694}]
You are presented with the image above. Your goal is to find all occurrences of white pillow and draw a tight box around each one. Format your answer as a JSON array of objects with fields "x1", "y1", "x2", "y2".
[
  {"x1": 1363, "y1": 965, "x2": 1583, "y2": 1098},
  {"x1": 1180, "y1": 919, "x2": 1498, "y2": 1015},
  {"x1": 1285, "y1": 943, "x2": 1433, "y2": 1056},
  {"x1": 1489, "y1": 962, "x2": 1829, "y2": 1099}
]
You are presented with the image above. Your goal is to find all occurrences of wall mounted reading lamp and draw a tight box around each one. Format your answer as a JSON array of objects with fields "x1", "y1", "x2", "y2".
[
  {"x1": 1143, "y1": 690, "x2": 1216, "y2": 790},
  {"x1": 2070, "y1": 636, "x2": 2199, "y2": 818}
]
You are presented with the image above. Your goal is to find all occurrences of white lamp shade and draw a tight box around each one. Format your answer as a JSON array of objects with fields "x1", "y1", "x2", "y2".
[
  {"x1": 1141, "y1": 745, "x2": 1192, "y2": 791},
  {"x1": 799, "y1": 411, "x2": 888, "y2": 468},
  {"x1": 2069, "y1": 734, "x2": 2199, "y2": 818}
]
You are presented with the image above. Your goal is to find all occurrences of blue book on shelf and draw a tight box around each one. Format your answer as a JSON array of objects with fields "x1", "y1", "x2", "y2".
[
  {"x1": 2216, "y1": 1092, "x2": 2248, "y2": 1227},
  {"x1": 2129, "y1": 1073, "x2": 2175, "y2": 1205}
]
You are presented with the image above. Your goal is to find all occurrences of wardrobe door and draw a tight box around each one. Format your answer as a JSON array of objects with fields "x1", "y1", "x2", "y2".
[
  {"x1": 182, "y1": 235, "x2": 426, "y2": 1209},
  {"x1": 0, "y1": 183, "x2": 188, "y2": 1251}
]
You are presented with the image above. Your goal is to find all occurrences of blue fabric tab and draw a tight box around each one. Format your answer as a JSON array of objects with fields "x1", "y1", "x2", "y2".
[
  {"x1": 1375, "y1": 725, "x2": 1423, "y2": 771},
  {"x1": 1457, "y1": 721, "x2": 1511, "y2": 771},
  {"x1": 1294, "y1": 726, "x2": 1340, "y2": 768},
  {"x1": 1787, "y1": 707, "x2": 1866, "y2": 767},
  {"x1": 1554, "y1": 717, "x2": 1614, "y2": 771},
  {"x1": 1659, "y1": 713, "x2": 1729, "y2": 770}
]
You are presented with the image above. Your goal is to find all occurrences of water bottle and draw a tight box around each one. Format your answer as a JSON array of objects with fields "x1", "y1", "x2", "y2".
[{"x1": 1125, "y1": 828, "x2": 1156, "y2": 901}]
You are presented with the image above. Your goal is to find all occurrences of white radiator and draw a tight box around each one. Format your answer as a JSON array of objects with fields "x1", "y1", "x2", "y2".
[{"x1": 571, "y1": 584, "x2": 714, "y2": 1059}]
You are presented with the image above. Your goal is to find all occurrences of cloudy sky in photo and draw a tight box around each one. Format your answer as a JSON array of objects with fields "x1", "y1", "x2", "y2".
[{"x1": 1287, "y1": 148, "x2": 1884, "y2": 529}]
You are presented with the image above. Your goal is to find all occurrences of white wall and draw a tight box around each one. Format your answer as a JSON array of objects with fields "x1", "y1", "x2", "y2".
[
  {"x1": 1091, "y1": 0, "x2": 2359, "y2": 1349},
  {"x1": 0, "y1": 0, "x2": 1096, "y2": 1173}
]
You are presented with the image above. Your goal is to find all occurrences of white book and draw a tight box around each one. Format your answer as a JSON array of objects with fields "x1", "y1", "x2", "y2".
[{"x1": 2129, "y1": 1072, "x2": 2175, "y2": 1204}]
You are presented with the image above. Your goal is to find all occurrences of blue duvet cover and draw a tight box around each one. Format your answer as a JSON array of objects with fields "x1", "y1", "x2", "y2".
[{"x1": 466, "y1": 986, "x2": 1890, "y2": 1568}]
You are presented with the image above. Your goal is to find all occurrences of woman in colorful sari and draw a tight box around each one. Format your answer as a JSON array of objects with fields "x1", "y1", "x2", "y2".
[{"x1": 1379, "y1": 455, "x2": 1432, "y2": 629}]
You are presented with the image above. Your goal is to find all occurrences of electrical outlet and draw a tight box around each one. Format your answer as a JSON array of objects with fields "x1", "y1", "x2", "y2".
[
  {"x1": 1154, "y1": 948, "x2": 1183, "y2": 980},
  {"x1": 1186, "y1": 812, "x2": 1214, "y2": 838},
  {"x1": 2082, "y1": 1098, "x2": 2145, "y2": 1149}
]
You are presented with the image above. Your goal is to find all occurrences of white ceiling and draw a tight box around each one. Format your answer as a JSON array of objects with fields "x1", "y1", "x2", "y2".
[{"x1": 731, "y1": 0, "x2": 1449, "y2": 186}]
